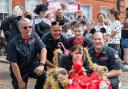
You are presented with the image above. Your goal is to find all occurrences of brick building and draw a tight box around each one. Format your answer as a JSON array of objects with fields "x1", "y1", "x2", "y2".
[
  {"x1": 0, "y1": 0, "x2": 126, "y2": 22},
  {"x1": 78, "y1": 0, "x2": 125, "y2": 22}
]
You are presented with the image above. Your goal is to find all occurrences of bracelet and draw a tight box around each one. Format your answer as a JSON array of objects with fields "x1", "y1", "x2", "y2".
[{"x1": 40, "y1": 63, "x2": 45, "y2": 66}]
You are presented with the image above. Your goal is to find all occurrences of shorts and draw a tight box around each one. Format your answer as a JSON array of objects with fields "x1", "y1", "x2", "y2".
[{"x1": 122, "y1": 39, "x2": 128, "y2": 48}]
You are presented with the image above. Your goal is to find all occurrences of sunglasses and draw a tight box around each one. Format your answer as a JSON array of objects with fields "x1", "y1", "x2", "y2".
[{"x1": 23, "y1": 26, "x2": 32, "y2": 29}]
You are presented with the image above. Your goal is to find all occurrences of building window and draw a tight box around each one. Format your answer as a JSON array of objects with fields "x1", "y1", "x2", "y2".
[
  {"x1": 25, "y1": 0, "x2": 42, "y2": 12},
  {"x1": 100, "y1": 6, "x2": 110, "y2": 16},
  {"x1": 81, "y1": 5, "x2": 92, "y2": 20},
  {"x1": 0, "y1": 0, "x2": 10, "y2": 21},
  {"x1": 67, "y1": 4, "x2": 92, "y2": 20}
]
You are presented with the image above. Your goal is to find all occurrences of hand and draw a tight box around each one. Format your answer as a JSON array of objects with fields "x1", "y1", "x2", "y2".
[
  {"x1": 34, "y1": 65, "x2": 44, "y2": 76},
  {"x1": 18, "y1": 80, "x2": 26, "y2": 89}
]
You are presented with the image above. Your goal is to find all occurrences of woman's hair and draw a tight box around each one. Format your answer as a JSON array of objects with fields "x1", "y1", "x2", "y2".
[
  {"x1": 34, "y1": 4, "x2": 47, "y2": 15},
  {"x1": 109, "y1": 8, "x2": 120, "y2": 20},
  {"x1": 70, "y1": 44, "x2": 84, "y2": 53},
  {"x1": 45, "y1": 12, "x2": 52, "y2": 19},
  {"x1": 97, "y1": 13, "x2": 106, "y2": 19}
]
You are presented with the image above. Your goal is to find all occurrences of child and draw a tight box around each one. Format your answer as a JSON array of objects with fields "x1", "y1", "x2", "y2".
[
  {"x1": 59, "y1": 44, "x2": 112, "y2": 89},
  {"x1": 68, "y1": 21, "x2": 93, "y2": 49}
]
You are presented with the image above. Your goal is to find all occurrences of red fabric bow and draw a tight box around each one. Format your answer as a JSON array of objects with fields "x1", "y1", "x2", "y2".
[
  {"x1": 67, "y1": 70, "x2": 112, "y2": 89},
  {"x1": 73, "y1": 38, "x2": 84, "y2": 45}
]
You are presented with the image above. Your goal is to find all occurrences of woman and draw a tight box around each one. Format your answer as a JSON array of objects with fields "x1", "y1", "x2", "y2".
[
  {"x1": 34, "y1": 4, "x2": 50, "y2": 37},
  {"x1": 93, "y1": 13, "x2": 111, "y2": 42},
  {"x1": 107, "y1": 8, "x2": 122, "y2": 58}
]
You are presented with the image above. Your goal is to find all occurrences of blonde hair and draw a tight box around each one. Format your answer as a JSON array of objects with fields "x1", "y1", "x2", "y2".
[{"x1": 18, "y1": 18, "x2": 32, "y2": 28}]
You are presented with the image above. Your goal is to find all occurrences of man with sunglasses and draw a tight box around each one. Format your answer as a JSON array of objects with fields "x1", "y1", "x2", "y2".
[{"x1": 6, "y1": 18, "x2": 47, "y2": 89}]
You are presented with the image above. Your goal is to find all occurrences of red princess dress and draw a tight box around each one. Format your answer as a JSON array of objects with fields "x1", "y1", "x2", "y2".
[{"x1": 66, "y1": 59, "x2": 112, "y2": 89}]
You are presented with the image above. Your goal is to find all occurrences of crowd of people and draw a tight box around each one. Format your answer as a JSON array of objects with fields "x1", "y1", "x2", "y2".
[{"x1": 0, "y1": 1, "x2": 128, "y2": 89}]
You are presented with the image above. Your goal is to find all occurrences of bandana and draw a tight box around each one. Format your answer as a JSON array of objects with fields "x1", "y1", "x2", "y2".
[{"x1": 23, "y1": 37, "x2": 29, "y2": 43}]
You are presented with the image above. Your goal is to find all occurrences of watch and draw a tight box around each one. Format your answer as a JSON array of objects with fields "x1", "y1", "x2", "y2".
[{"x1": 40, "y1": 63, "x2": 45, "y2": 66}]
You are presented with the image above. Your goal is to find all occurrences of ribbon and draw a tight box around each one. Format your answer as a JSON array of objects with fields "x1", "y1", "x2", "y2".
[{"x1": 58, "y1": 42, "x2": 70, "y2": 55}]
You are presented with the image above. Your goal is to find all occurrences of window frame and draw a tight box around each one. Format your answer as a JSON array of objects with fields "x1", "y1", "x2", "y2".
[
  {"x1": 100, "y1": 6, "x2": 110, "y2": 16},
  {"x1": 81, "y1": 4, "x2": 92, "y2": 20},
  {"x1": 0, "y1": 0, "x2": 11, "y2": 21},
  {"x1": 25, "y1": 0, "x2": 42, "y2": 12}
]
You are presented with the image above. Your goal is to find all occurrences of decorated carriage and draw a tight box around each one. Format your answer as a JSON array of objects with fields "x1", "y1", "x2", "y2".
[{"x1": 43, "y1": 42, "x2": 112, "y2": 89}]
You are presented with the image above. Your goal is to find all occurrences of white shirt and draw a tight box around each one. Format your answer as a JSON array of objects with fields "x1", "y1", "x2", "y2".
[
  {"x1": 94, "y1": 24, "x2": 111, "y2": 35},
  {"x1": 108, "y1": 20, "x2": 122, "y2": 44}
]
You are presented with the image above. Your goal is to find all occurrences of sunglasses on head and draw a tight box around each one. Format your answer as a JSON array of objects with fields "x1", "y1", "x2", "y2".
[{"x1": 23, "y1": 26, "x2": 32, "y2": 29}]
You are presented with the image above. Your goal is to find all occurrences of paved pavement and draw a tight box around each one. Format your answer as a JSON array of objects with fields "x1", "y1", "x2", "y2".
[
  {"x1": 0, "y1": 56, "x2": 128, "y2": 89},
  {"x1": 0, "y1": 56, "x2": 36, "y2": 89}
]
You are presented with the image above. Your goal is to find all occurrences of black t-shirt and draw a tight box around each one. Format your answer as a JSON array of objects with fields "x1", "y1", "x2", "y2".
[
  {"x1": 6, "y1": 32, "x2": 46, "y2": 75},
  {"x1": 41, "y1": 33, "x2": 69, "y2": 62}
]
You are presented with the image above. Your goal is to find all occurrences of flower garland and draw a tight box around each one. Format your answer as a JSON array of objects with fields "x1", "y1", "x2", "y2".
[{"x1": 44, "y1": 68, "x2": 68, "y2": 89}]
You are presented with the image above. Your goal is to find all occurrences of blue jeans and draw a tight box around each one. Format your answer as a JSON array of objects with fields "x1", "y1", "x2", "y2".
[{"x1": 122, "y1": 39, "x2": 128, "y2": 48}]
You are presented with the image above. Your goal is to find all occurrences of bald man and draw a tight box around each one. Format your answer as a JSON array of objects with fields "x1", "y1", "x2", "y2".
[
  {"x1": 89, "y1": 32, "x2": 123, "y2": 89},
  {"x1": 6, "y1": 18, "x2": 47, "y2": 89}
]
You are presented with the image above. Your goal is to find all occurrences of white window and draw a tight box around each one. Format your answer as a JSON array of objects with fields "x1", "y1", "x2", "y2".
[
  {"x1": 81, "y1": 5, "x2": 92, "y2": 20},
  {"x1": 65, "y1": 4, "x2": 92, "y2": 20},
  {"x1": 25, "y1": 0, "x2": 42, "y2": 12},
  {"x1": 0, "y1": 0, "x2": 10, "y2": 20},
  {"x1": 100, "y1": 6, "x2": 110, "y2": 16}
]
